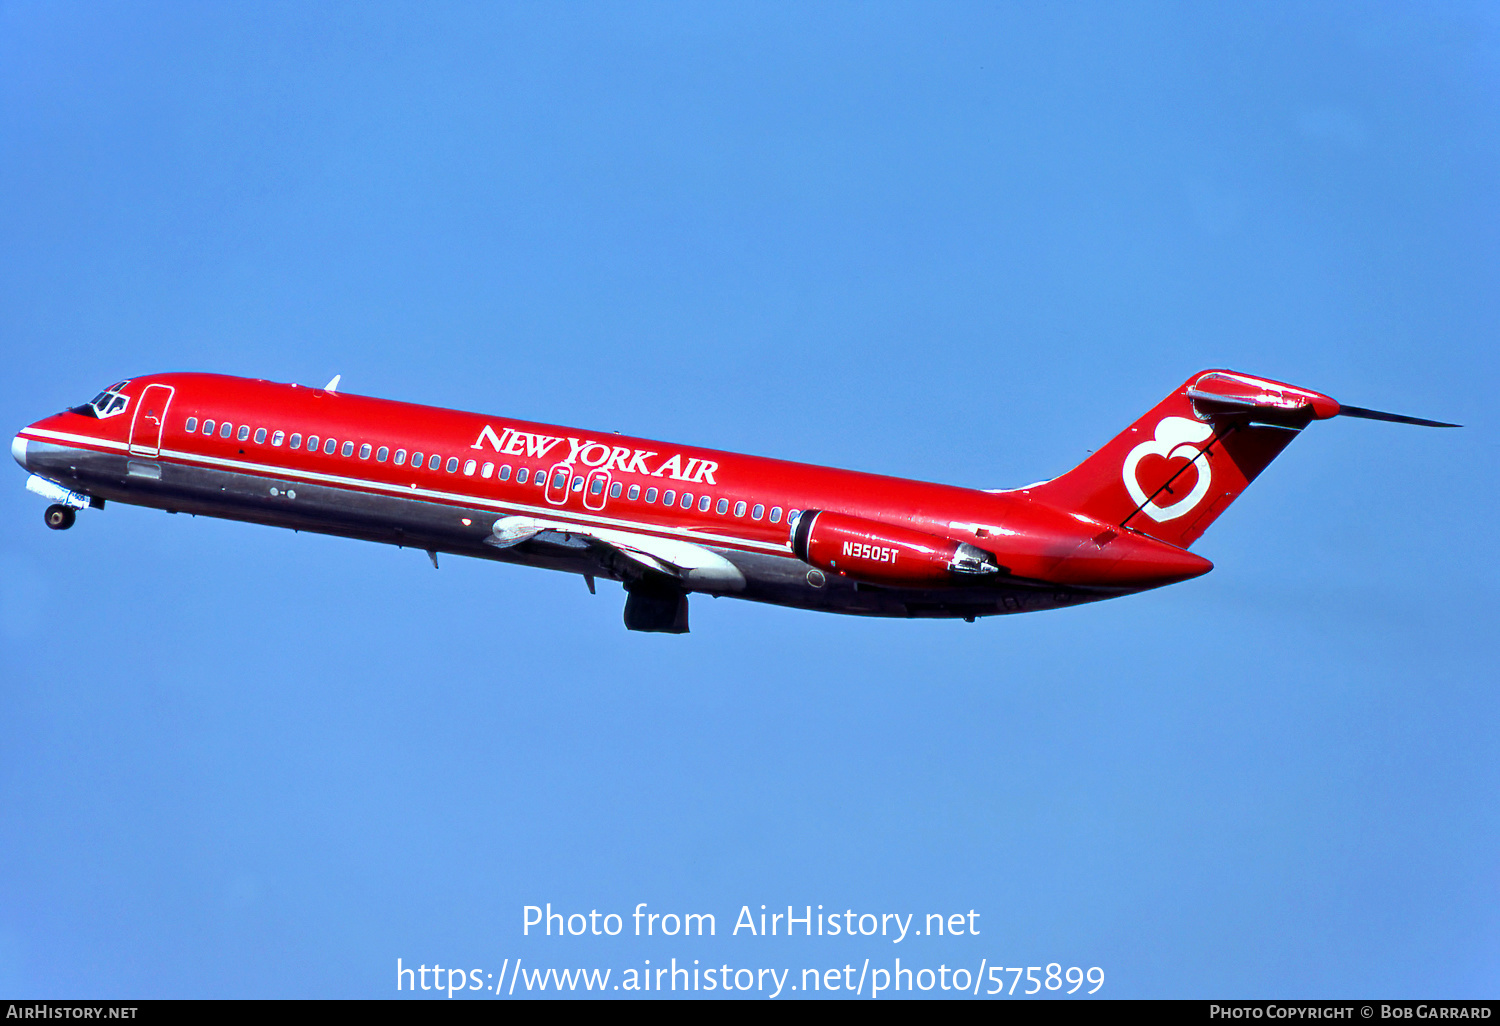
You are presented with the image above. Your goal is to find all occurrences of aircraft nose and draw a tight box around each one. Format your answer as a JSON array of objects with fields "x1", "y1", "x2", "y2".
[{"x1": 11, "y1": 432, "x2": 28, "y2": 470}]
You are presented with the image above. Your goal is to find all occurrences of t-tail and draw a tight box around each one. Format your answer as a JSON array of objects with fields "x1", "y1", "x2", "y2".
[{"x1": 1017, "y1": 370, "x2": 1457, "y2": 550}]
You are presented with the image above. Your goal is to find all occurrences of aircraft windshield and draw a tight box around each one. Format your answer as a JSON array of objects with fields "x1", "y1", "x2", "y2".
[{"x1": 74, "y1": 380, "x2": 131, "y2": 419}]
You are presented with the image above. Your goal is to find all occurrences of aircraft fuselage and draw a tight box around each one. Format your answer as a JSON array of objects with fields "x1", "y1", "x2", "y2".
[{"x1": 18, "y1": 369, "x2": 1439, "y2": 632}]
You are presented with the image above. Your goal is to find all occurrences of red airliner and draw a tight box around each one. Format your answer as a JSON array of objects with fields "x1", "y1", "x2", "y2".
[{"x1": 12, "y1": 370, "x2": 1453, "y2": 632}]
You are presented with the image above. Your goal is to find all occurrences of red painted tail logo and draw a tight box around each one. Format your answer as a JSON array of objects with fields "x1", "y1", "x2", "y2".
[{"x1": 1123, "y1": 417, "x2": 1214, "y2": 522}]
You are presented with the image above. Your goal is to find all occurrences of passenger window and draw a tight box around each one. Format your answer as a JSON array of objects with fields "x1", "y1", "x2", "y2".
[
  {"x1": 429, "y1": 454, "x2": 441, "y2": 470},
  {"x1": 359, "y1": 443, "x2": 372, "y2": 459},
  {"x1": 499, "y1": 465, "x2": 511, "y2": 481},
  {"x1": 272, "y1": 431, "x2": 285, "y2": 447},
  {"x1": 445, "y1": 457, "x2": 458, "y2": 473},
  {"x1": 751, "y1": 503, "x2": 764, "y2": 520},
  {"x1": 571, "y1": 475, "x2": 583, "y2": 492},
  {"x1": 185, "y1": 417, "x2": 198, "y2": 432},
  {"x1": 377, "y1": 446, "x2": 388, "y2": 462},
  {"x1": 307, "y1": 435, "x2": 319, "y2": 450},
  {"x1": 610, "y1": 482, "x2": 623, "y2": 498},
  {"x1": 644, "y1": 487, "x2": 657, "y2": 502},
  {"x1": 716, "y1": 498, "x2": 729, "y2": 514},
  {"x1": 463, "y1": 459, "x2": 476, "y2": 475},
  {"x1": 734, "y1": 501, "x2": 747, "y2": 517},
  {"x1": 662, "y1": 489, "x2": 675, "y2": 505},
  {"x1": 590, "y1": 477, "x2": 604, "y2": 495},
  {"x1": 516, "y1": 468, "x2": 528, "y2": 484},
  {"x1": 789, "y1": 509, "x2": 801, "y2": 523},
  {"x1": 238, "y1": 425, "x2": 251, "y2": 442},
  {"x1": 326, "y1": 439, "x2": 338, "y2": 455},
  {"x1": 699, "y1": 495, "x2": 712, "y2": 512},
  {"x1": 628, "y1": 484, "x2": 641, "y2": 500},
  {"x1": 681, "y1": 492, "x2": 694, "y2": 509},
  {"x1": 770, "y1": 507, "x2": 783, "y2": 523},
  {"x1": 253, "y1": 428, "x2": 266, "y2": 443},
  {"x1": 221, "y1": 422, "x2": 233, "y2": 438},
  {"x1": 289, "y1": 433, "x2": 302, "y2": 448},
  {"x1": 339, "y1": 441, "x2": 352, "y2": 457},
  {"x1": 203, "y1": 420, "x2": 215, "y2": 435},
  {"x1": 481, "y1": 462, "x2": 493, "y2": 478}
]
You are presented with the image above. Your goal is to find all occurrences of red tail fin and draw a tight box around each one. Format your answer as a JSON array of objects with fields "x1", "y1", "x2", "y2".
[{"x1": 1017, "y1": 371, "x2": 1342, "y2": 549}]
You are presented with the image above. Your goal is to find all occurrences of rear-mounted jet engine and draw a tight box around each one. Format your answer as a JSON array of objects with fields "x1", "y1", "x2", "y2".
[{"x1": 790, "y1": 509, "x2": 1004, "y2": 586}]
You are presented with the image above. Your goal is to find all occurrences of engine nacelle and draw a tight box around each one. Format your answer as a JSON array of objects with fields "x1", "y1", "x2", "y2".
[{"x1": 790, "y1": 510, "x2": 1003, "y2": 586}]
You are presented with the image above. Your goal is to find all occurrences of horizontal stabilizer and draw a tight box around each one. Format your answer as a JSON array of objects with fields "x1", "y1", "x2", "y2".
[
  {"x1": 1336, "y1": 404, "x2": 1459, "y2": 428},
  {"x1": 1015, "y1": 369, "x2": 1458, "y2": 550}
]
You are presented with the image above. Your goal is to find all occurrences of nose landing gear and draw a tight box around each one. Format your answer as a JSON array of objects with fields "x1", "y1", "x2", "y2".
[{"x1": 44, "y1": 504, "x2": 76, "y2": 530}]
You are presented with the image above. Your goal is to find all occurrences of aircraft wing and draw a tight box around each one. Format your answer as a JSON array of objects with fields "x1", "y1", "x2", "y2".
[{"x1": 484, "y1": 515, "x2": 746, "y2": 591}]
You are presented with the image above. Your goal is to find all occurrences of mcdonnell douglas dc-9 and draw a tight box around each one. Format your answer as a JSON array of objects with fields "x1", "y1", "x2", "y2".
[{"x1": 12, "y1": 370, "x2": 1453, "y2": 632}]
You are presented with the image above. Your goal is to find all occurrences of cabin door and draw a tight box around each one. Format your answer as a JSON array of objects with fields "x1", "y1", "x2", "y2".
[
  {"x1": 544, "y1": 463, "x2": 573, "y2": 506},
  {"x1": 127, "y1": 384, "x2": 175, "y2": 457},
  {"x1": 583, "y1": 469, "x2": 611, "y2": 511}
]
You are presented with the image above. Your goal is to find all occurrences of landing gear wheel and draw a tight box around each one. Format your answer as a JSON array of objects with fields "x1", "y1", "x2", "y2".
[
  {"x1": 44, "y1": 504, "x2": 75, "y2": 530},
  {"x1": 623, "y1": 579, "x2": 690, "y2": 633}
]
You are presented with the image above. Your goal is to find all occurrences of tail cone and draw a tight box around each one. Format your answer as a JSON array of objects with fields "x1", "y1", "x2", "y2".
[{"x1": 1051, "y1": 528, "x2": 1214, "y2": 588}]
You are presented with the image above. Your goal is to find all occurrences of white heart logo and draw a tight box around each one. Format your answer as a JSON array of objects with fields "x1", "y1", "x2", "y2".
[{"x1": 1122, "y1": 417, "x2": 1214, "y2": 522}]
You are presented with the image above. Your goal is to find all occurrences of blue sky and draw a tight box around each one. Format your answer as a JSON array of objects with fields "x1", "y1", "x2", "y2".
[{"x1": 1, "y1": 1, "x2": 1495, "y2": 999}]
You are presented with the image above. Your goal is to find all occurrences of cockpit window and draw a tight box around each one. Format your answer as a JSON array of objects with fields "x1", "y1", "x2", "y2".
[{"x1": 74, "y1": 381, "x2": 131, "y2": 419}]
